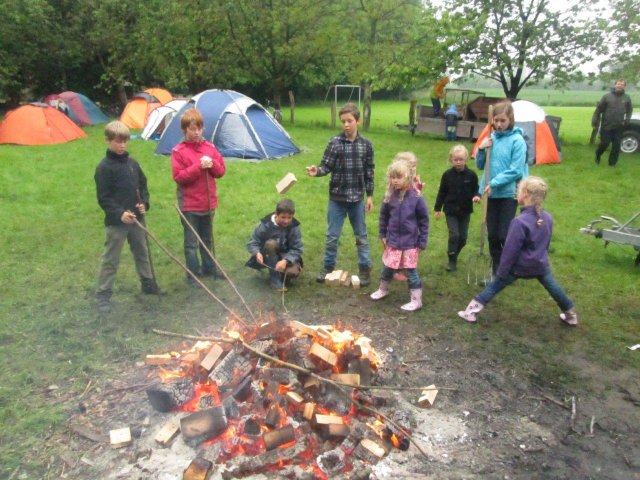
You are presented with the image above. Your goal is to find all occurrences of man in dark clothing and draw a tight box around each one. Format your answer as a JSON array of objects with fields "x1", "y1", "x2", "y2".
[{"x1": 593, "y1": 79, "x2": 633, "y2": 166}]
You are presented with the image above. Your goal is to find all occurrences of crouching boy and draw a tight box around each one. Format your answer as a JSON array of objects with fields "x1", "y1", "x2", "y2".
[{"x1": 246, "y1": 199, "x2": 303, "y2": 291}]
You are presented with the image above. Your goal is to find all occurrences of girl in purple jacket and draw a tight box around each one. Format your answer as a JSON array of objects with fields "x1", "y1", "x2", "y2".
[
  {"x1": 370, "y1": 160, "x2": 429, "y2": 311},
  {"x1": 458, "y1": 176, "x2": 578, "y2": 326}
]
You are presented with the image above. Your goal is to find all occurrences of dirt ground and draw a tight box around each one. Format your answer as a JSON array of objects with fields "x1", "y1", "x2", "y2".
[{"x1": 42, "y1": 295, "x2": 640, "y2": 480}]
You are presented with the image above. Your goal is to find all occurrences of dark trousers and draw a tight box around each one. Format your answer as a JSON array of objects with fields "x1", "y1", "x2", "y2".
[
  {"x1": 486, "y1": 198, "x2": 518, "y2": 274},
  {"x1": 180, "y1": 210, "x2": 215, "y2": 277},
  {"x1": 445, "y1": 214, "x2": 471, "y2": 256},
  {"x1": 596, "y1": 128, "x2": 623, "y2": 166}
]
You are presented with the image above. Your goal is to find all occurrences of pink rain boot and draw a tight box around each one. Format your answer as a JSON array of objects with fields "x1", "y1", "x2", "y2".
[
  {"x1": 400, "y1": 288, "x2": 422, "y2": 311},
  {"x1": 370, "y1": 280, "x2": 390, "y2": 300},
  {"x1": 458, "y1": 299, "x2": 484, "y2": 322}
]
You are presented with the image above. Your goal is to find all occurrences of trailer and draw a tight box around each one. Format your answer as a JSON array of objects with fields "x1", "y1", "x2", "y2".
[
  {"x1": 401, "y1": 88, "x2": 505, "y2": 140},
  {"x1": 580, "y1": 211, "x2": 640, "y2": 266}
]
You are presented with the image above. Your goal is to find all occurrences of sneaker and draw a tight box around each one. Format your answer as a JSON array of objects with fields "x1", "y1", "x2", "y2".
[
  {"x1": 316, "y1": 267, "x2": 334, "y2": 283},
  {"x1": 141, "y1": 279, "x2": 167, "y2": 295},
  {"x1": 559, "y1": 309, "x2": 578, "y2": 326}
]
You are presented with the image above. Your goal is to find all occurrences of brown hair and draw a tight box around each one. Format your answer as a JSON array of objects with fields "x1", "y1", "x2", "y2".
[
  {"x1": 276, "y1": 199, "x2": 295, "y2": 215},
  {"x1": 180, "y1": 108, "x2": 204, "y2": 131},
  {"x1": 492, "y1": 101, "x2": 515, "y2": 129},
  {"x1": 339, "y1": 103, "x2": 360, "y2": 121},
  {"x1": 104, "y1": 121, "x2": 130, "y2": 141}
]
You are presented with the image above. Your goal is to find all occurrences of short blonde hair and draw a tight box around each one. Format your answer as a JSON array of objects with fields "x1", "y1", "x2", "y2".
[
  {"x1": 104, "y1": 121, "x2": 130, "y2": 141},
  {"x1": 448, "y1": 144, "x2": 469, "y2": 162},
  {"x1": 384, "y1": 160, "x2": 412, "y2": 203}
]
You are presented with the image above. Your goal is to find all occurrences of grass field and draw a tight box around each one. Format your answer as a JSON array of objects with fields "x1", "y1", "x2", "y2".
[{"x1": 1, "y1": 100, "x2": 639, "y2": 477}]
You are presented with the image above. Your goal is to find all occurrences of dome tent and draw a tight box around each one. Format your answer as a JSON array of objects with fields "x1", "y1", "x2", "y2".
[
  {"x1": 45, "y1": 91, "x2": 109, "y2": 126},
  {"x1": 142, "y1": 99, "x2": 188, "y2": 140},
  {"x1": 473, "y1": 100, "x2": 561, "y2": 165},
  {"x1": 0, "y1": 103, "x2": 87, "y2": 145},
  {"x1": 120, "y1": 88, "x2": 172, "y2": 129},
  {"x1": 155, "y1": 89, "x2": 299, "y2": 160}
]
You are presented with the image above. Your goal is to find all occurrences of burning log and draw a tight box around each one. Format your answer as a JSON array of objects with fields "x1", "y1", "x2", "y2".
[
  {"x1": 317, "y1": 447, "x2": 347, "y2": 476},
  {"x1": 309, "y1": 342, "x2": 338, "y2": 367},
  {"x1": 263, "y1": 424, "x2": 296, "y2": 450},
  {"x1": 286, "y1": 391, "x2": 304, "y2": 406},
  {"x1": 183, "y1": 457, "x2": 212, "y2": 480},
  {"x1": 326, "y1": 423, "x2": 350, "y2": 438},
  {"x1": 222, "y1": 396, "x2": 240, "y2": 419},
  {"x1": 313, "y1": 414, "x2": 344, "y2": 425},
  {"x1": 180, "y1": 407, "x2": 228, "y2": 446},
  {"x1": 283, "y1": 336, "x2": 316, "y2": 370},
  {"x1": 145, "y1": 353, "x2": 174, "y2": 365},
  {"x1": 264, "y1": 399, "x2": 284, "y2": 428},
  {"x1": 221, "y1": 437, "x2": 310, "y2": 479},
  {"x1": 303, "y1": 402, "x2": 315, "y2": 420},
  {"x1": 241, "y1": 417, "x2": 261, "y2": 436},
  {"x1": 354, "y1": 438, "x2": 388, "y2": 464},
  {"x1": 200, "y1": 344, "x2": 225, "y2": 372},
  {"x1": 330, "y1": 373, "x2": 360, "y2": 386},
  {"x1": 261, "y1": 367, "x2": 298, "y2": 386},
  {"x1": 146, "y1": 377, "x2": 194, "y2": 412},
  {"x1": 209, "y1": 349, "x2": 254, "y2": 389}
]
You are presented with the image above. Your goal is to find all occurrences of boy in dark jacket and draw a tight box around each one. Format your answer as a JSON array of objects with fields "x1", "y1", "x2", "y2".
[
  {"x1": 94, "y1": 121, "x2": 163, "y2": 314},
  {"x1": 434, "y1": 145, "x2": 480, "y2": 271},
  {"x1": 246, "y1": 199, "x2": 303, "y2": 291}
]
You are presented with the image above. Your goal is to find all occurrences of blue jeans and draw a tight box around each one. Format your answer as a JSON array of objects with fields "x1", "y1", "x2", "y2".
[
  {"x1": 380, "y1": 266, "x2": 421, "y2": 290},
  {"x1": 180, "y1": 210, "x2": 215, "y2": 277},
  {"x1": 323, "y1": 199, "x2": 370, "y2": 270},
  {"x1": 475, "y1": 271, "x2": 574, "y2": 312}
]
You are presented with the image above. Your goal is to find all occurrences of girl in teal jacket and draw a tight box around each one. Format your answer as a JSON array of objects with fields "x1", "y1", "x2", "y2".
[{"x1": 475, "y1": 101, "x2": 528, "y2": 274}]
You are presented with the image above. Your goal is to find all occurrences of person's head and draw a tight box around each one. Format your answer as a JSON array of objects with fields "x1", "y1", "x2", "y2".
[
  {"x1": 614, "y1": 79, "x2": 626, "y2": 92},
  {"x1": 104, "y1": 121, "x2": 130, "y2": 155},
  {"x1": 394, "y1": 151, "x2": 418, "y2": 170},
  {"x1": 181, "y1": 108, "x2": 204, "y2": 142},
  {"x1": 274, "y1": 199, "x2": 295, "y2": 228},
  {"x1": 449, "y1": 144, "x2": 469, "y2": 171},
  {"x1": 517, "y1": 176, "x2": 548, "y2": 208},
  {"x1": 384, "y1": 160, "x2": 412, "y2": 202},
  {"x1": 492, "y1": 101, "x2": 515, "y2": 132},
  {"x1": 339, "y1": 103, "x2": 360, "y2": 139}
]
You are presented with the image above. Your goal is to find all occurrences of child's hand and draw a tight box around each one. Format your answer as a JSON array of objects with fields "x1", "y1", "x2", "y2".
[
  {"x1": 306, "y1": 165, "x2": 318, "y2": 177},
  {"x1": 121, "y1": 210, "x2": 136, "y2": 224},
  {"x1": 275, "y1": 259, "x2": 288, "y2": 272},
  {"x1": 200, "y1": 155, "x2": 213, "y2": 169},
  {"x1": 434, "y1": 211, "x2": 441, "y2": 220},
  {"x1": 136, "y1": 203, "x2": 146, "y2": 215},
  {"x1": 472, "y1": 195, "x2": 481, "y2": 203},
  {"x1": 255, "y1": 252, "x2": 264, "y2": 265},
  {"x1": 365, "y1": 196, "x2": 373, "y2": 213},
  {"x1": 479, "y1": 138, "x2": 492, "y2": 149}
]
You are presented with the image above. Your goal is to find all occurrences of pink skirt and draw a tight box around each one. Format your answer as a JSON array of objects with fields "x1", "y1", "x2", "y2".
[{"x1": 382, "y1": 247, "x2": 419, "y2": 269}]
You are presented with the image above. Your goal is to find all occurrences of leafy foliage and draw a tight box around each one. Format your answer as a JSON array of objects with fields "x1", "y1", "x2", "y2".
[{"x1": 600, "y1": 0, "x2": 640, "y2": 82}]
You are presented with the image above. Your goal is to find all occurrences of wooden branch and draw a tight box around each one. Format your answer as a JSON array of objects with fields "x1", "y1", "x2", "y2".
[{"x1": 133, "y1": 219, "x2": 249, "y2": 328}]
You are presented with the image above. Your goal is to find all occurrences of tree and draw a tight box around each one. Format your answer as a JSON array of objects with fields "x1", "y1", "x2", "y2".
[
  {"x1": 600, "y1": 0, "x2": 640, "y2": 82},
  {"x1": 447, "y1": 0, "x2": 607, "y2": 99}
]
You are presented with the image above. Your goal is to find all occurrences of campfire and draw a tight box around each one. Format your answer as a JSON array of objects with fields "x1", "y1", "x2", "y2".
[{"x1": 130, "y1": 316, "x2": 434, "y2": 479}]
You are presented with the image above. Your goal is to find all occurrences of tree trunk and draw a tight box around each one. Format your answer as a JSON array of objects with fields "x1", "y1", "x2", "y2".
[
  {"x1": 288, "y1": 90, "x2": 295, "y2": 124},
  {"x1": 363, "y1": 83, "x2": 372, "y2": 132}
]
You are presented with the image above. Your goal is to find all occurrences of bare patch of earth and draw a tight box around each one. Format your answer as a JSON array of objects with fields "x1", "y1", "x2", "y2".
[{"x1": 40, "y1": 297, "x2": 640, "y2": 480}]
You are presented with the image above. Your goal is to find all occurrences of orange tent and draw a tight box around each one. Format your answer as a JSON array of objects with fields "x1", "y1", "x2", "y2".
[
  {"x1": 0, "y1": 103, "x2": 88, "y2": 145},
  {"x1": 119, "y1": 88, "x2": 172, "y2": 129}
]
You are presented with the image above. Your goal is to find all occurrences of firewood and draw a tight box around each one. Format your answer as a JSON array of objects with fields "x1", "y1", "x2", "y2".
[
  {"x1": 289, "y1": 320, "x2": 317, "y2": 337},
  {"x1": 208, "y1": 349, "x2": 254, "y2": 388},
  {"x1": 109, "y1": 427, "x2": 132, "y2": 448},
  {"x1": 303, "y1": 402, "x2": 315, "y2": 420},
  {"x1": 330, "y1": 373, "x2": 360, "y2": 386},
  {"x1": 304, "y1": 376, "x2": 320, "y2": 390},
  {"x1": 351, "y1": 275, "x2": 361, "y2": 288},
  {"x1": 179, "y1": 351, "x2": 203, "y2": 371},
  {"x1": 276, "y1": 172, "x2": 297, "y2": 194},
  {"x1": 146, "y1": 377, "x2": 194, "y2": 412},
  {"x1": 221, "y1": 438, "x2": 309, "y2": 478},
  {"x1": 417, "y1": 384, "x2": 438, "y2": 408},
  {"x1": 183, "y1": 457, "x2": 212, "y2": 480},
  {"x1": 154, "y1": 422, "x2": 179, "y2": 447},
  {"x1": 180, "y1": 407, "x2": 228, "y2": 445},
  {"x1": 326, "y1": 423, "x2": 350, "y2": 438},
  {"x1": 200, "y1": 344, "x2": 225, "y2": 372},
  {"x1": 286, "y1": 391, "x2": 304, "y2": 405},
  {"x1": 309, "y1": 342, "x2": 338, "y2": 366},
  {"x1": 325, "y1": 270, "x2": 343, "y2": 286},
  {"x1": 315, "y1": 326, "x2": 334, "y2": 340},
  {"x1": 145, "y1": 353, "x2": 174, "y2": 365},
  {"x1": 314, "y1": 414, "x2": 344, "y2": 425},
  {"x1": 339, "y1": 270, "x2": 350, "y2": 286},
  {"x1": 355, "y1": 438, "x2": 387, "y2": 462},
  {"x1": 263, "y1": 425, "x2": 295, "y2": 450}
]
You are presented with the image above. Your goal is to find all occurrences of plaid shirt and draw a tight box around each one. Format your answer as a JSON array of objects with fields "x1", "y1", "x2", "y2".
[{"x1": 316, "y1": 133, "x2": 374, "y2": 203}]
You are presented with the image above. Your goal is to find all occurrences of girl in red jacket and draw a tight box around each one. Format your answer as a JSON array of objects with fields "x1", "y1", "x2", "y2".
[{"x1": 172, "y1": 109, "x2": 226, "y2": 284}]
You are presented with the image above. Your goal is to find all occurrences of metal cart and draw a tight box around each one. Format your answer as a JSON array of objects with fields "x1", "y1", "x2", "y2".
[{"x1": 580, "y1": 211, "x2": 640, "y2": 266}]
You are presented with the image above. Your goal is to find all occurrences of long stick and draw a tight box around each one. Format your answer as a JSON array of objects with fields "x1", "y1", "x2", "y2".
[
  {"x1": 136, "y1": 190, "x2": 159, "y2": 293},
  {"x1": 133, "y1": 219, "x2": 249, "y2": 328},
  {"x1": 175, "y1": 206, "x2": 257, "y2": 323}
]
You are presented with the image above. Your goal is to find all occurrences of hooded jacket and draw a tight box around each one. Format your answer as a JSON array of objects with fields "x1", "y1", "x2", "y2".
[
  {"x1": 593, "y1": 88, "x2": 633, "y2": 131},
  {"x1": 475, "y1": 127, "x2": 528, "y2": 199},
  {"x1": 379, "y1": 188, "x2": 429, "y2": 250},
  {"x1": 172, "y1": 140, "x2": 225, "y2": 212},
  {"x1": 95, "y1": 149, "x2": 149, "y2": 226},
  {"x1": 246, "y1": 213, "x2": 303, "y2": 267}
]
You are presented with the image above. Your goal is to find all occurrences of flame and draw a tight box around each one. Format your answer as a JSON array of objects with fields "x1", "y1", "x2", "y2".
[
  {"x1": 178, "y1": 381, "x2": 220, "y2": 412},
  {"x1": 390, "y1": 434, "x2": 401, "y2": 448},
  {"x1": 157, "y1": 365, "x2": 188, "y2": 382}
]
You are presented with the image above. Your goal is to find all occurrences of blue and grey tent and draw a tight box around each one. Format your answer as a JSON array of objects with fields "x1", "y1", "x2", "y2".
[{"x1": 155, "y1": 89, "x2": 299, "y2": 159}]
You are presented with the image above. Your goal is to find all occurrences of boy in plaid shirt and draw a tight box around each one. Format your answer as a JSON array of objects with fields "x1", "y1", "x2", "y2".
[{"x1": 306, "y1": 103, "x2": 375, "y2": 286}]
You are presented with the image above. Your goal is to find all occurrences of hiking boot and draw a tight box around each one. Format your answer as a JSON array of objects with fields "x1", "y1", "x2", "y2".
[
  {"x1": 559, "y1": 308, "x2": 578, "y2": 326},
  {"x1": 446, "y1": 254, "x2": 457, "y2": 272},
  {"x1": 458, "y1": 299, "x2": 484, "y2": 323},
  {"x1": 141, "y1": 278, "x2": 166, "y2": 296},
  {"x1": 359, "y1": 266, "x2": 371, "y2": 287},
  {"x1": 370, "y1": 280, "x2": 390, "y2": 300},
  {"x1": 400, "y1": 288, "x2": 422, "y2": 311},
  {"x1": 316, "y1": 266, "x2": 334, "y2": 283},
  {"x1": 96, "y1": 297, "x2": 111, "y2": 315},
  {"x1": 595, "y1": 153, "x2": 601, "y2": 165}
]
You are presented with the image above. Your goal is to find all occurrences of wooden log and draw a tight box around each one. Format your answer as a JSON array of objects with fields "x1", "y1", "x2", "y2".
[
  {"x1": 145, "y1": 353, "x2": 174, "y2": 365},
  {"x1": 180, "y1": 407, "x2": 228, "y2": 445},
  {"x1": 418, "y1": 384, "x2": 438, "y2": 408},
  {"x1": 286, "y1": 391, "x2": 304, "y2": 405},
  {"x1": 314, "y1": 414, "x2": 344, "y2": 425},
  {"x1": 354, "y1": 438, "x2": 387, "y2": 463},
  {"x1": 146, "y1": 377, "x2": 194, "y2": 412},
  {"x1": 276, "y1": 173, "x2": 297, "y2": 194},
  {"x1": 303, "y1": 402, "x2": 315, "y2": 420},
  {"x1": 261, "y1": 367, "x2": 297, "y2": 385},
  {"x1": 330, "y1": 373, "x2": 360, "y2": 386},
  {"x1": 325, "y1": 270, "x2": 343, "y2": 286},
  {"x1": 155, "y1": 422, "x2": 179, "y2": 447},
  {"x1": 309, "y1": 342, "x2": 338, "y2": 367},
  {"x1": 326, "y1": 423, "x2": 350, "y2": 438},
  {"x1": 221, "y1": 437, "x2": 309, "y2": 479},
  {"x1": 208, "y1": 349, "x2": 254, "y2": 389},
  {"x1": 351, "y1": 275, "x2": 360, "y2": 288},
  {"x1": 183, "y1": 457, "x2": 212, "y2": 480},
  {"x1": 109, "y1": 427, "x2": 132, "y2": 448},
  {"x1": 289, "y1": 320, "x2": 317, "y2": 337},
  {"x1": 200, "y1": 344, "x2": 225, "y2": 372},
  {"x1": 339, "y1": 270, "x2": 351, "y2": 286},
  {"x1": 263, "y1": 424, "x2": 296, "y2": 450}
]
